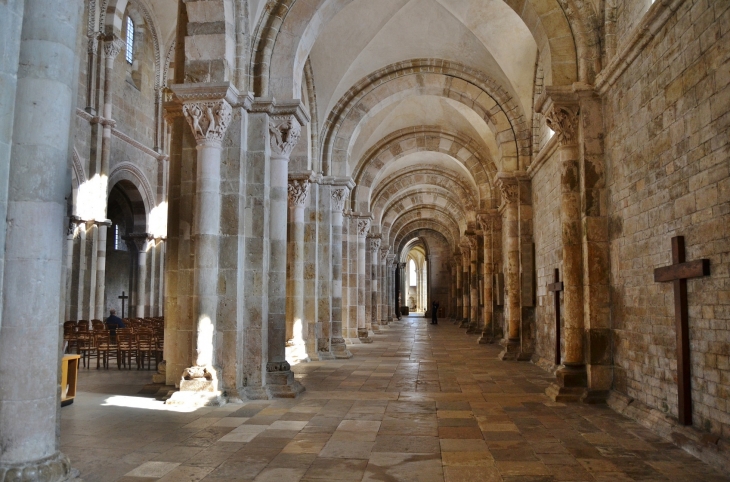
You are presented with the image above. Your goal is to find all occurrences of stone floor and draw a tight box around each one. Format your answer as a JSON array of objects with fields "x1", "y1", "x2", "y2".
[{"x1": 61, "y1": 316, "x2": 729, "y2": 482}]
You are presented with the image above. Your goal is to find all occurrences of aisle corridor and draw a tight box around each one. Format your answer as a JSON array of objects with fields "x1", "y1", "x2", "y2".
[{"x1": 61, "y1": 318, "x2": 729, "y2": 481}]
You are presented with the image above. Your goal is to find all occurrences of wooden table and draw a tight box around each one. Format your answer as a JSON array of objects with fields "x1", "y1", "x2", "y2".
[{"x1": 61, "y1": 354, "x2": 81, "y2": 406}]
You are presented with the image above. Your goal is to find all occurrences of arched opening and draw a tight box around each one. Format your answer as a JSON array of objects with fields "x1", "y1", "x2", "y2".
[{"x1": 105, "y1": 181, "x2": 147, "y2": 320}]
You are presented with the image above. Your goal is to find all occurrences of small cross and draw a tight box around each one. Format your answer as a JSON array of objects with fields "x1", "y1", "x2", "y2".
[
  {"x1": 654, "y1": 236, "x2": 710, "y2": 426},
  {"x1": 547, "y1": 269, "x2": 564, "y2": 366},
  {"x1": 118, "y1": 291, "x2": 129, "y2": 320}
]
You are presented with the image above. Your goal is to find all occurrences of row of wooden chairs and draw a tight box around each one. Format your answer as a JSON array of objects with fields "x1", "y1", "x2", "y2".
[{"x1": 64, "y1": 324, "x2": 163, "y2": 370}]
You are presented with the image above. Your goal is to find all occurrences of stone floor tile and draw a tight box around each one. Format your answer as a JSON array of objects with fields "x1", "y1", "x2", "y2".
[
  {"x1": 363, "y1": 453, "x2": 444, "y2": 482},
  {"x1": 252, "y1": 467, "x2": 307, "y2": 481},
  {"x1": 157, "y1": 465, "x2": 214, "y2": 482},
  {"x1": 302, "y1": 457, "x2": 369, "y2": 480},
  {"x1": 125, "y1": 461, "x2": 181, "y2": 478},
  {"x1": 495, "y1": 461, "x2": 551, "y2": 477},
  {"x1": 319, "y1": 440, "x2": 375, "y2": 459},
  {"x1": 372, "y1": 435, "x2": 441, "y2": 453},
  {"x1": 443, "y1": 465, "x2": 503, "y2": 482}
]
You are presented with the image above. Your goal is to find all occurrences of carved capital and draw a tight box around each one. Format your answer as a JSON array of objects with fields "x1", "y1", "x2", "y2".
[
  {"x1": 545, "y1": 104, "x2": 579, "y2": 146},
  {"x1": 477, "y1": 212, "x2": 500, "y2": 232},
  {"x1": 103, "y1": 35, "x2": 124, "y2": 59},
  {"x1": 126, "y1": 233, "x2": 151, "y2": 252},
  {"x1": 380, "y1": 248, "x2": 389, "y2": 262},
  {"x1": 497, "y1": 179, "x2": 518, "y2": 205},
  {"x1": 369, "y1": 236, "x2": 381, "y2": 253},
  {"x1": 399, "y1": 263, "x2": 407, "y2": 270},
  {"x1": 331, "y1": 188, "x2": 348, "y2": 212},
  {"x1": 287, "y1": 179, "x2": 310, "y2": 207},
  {"x1": 357, "y1": 218, "x2": 371, "y2": 237},
  {"x1": 182, "y1": 99, "x2": 232, "y2": 144},
  {"x1": 269, "y1": 116, "x2": 301, "y2": 159}
]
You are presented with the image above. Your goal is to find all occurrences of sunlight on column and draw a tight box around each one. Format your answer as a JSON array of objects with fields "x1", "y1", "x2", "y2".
[
  {"x1": 75, "y1": 174, "x2": 108, "y2": 221},
  {"x1": 547, "y1": 128, "x2": 555, "y2": 139},
  {"x1": 103, "y1": 395, "x2": 199, "y2": 413},
  {"x1": 148, "y1": 202, "x2": 168, "y2": 239},
  {"x1": 196, "y1": 316, "x2": 214, "y2": 367},
  {"x1": 285, "y1": 318, "x2": 305, "y2": 367}
]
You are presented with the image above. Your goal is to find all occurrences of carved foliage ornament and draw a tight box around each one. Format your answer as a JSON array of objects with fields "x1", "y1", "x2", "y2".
[
  {"x1": 331, "y1": 188, "x2": 348, "y2": 212},
  {"x1": 103, "y1": 36, "x2": 124, "y2": 59},
  {"x1": 357, "y1": 219, "x2": 371, "y2": 236},
  {"x1": 182, "y1": 100, "x2": 232, "y2": 143},
  {"x1": 369, "y1": 237, "x2": 381, "y2": 252},
  {"x1": 545, "y1": 105, "x2": 579, "y2": 145},
  {"x1": 499, "y1": 182, "x2": 518, "y2": 205},
  {"x1": 288, "y1": 180, "x2": 310, "y2": 207},
  {"x1": 269, "y1": 116, "x2": 302, "y2": 158},
  {"x1": 380, "y1": 249, "x2": 389, "y2": 261}
]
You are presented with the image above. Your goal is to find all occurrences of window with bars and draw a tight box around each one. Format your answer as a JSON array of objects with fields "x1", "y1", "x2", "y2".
[
  {"x1": 114, "y1": 224, "x2": 127, "y2": 251},
  {"x1": 125, "y1": 16, "x2": 134, "y2": 64}
]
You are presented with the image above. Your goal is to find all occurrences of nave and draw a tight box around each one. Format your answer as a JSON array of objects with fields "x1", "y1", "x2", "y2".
[{"x1": 61, "y1": 317, "x2": 729, "y2": 482}]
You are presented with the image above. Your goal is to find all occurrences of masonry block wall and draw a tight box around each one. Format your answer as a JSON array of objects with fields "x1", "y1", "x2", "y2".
[
  {"x1": 605, "y1": 0, "x2": 730, "y2": 438},
  {"x1": 532, "y1": 150, "x2": 562, "y2": 365}
]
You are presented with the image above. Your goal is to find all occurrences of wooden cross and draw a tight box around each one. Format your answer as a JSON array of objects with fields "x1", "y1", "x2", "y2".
[
  {"x1": 118, "y1": 291, "x2": 129, "y2": 319},
  {"x1": 547, "y1": 269, "x2": 564, "y2": 366},
  {"x1": 654, "y1": 236, "x2": 710, "y2": 426}
]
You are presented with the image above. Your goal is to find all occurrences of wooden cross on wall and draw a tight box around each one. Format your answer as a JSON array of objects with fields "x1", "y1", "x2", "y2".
[
  {"x1": 547, "y1": 269, "x2": 564, "y2": 366},
  {"x1": 118, "y1": 291, "x2": 129, "y2": 320},
  {"x1": 654, "y1": 236, "x2": 710, "y2": 426}
]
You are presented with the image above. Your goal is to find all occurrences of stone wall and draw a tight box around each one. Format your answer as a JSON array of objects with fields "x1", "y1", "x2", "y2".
[
  {"x1": 532, "y1": 149, "x2": 562, "y2": 365},
  {"x1": 605, "y1": 0, "x2": 730, "y2": 438}
]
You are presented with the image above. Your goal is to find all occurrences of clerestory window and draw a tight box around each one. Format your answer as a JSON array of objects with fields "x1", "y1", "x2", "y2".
[
  {"x1": 125, "y1": 16, "x2": 134, "y2": 64},
  {"x1": 409, "y1": 260, "x2": 417, "y2": 287}
]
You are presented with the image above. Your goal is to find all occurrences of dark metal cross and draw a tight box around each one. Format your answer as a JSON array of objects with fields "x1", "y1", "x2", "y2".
[
  {"x1": 118, "y1": 291, "x2": 129, "y2": 320},
  {"x1": 547, "y1": 269, "x2": 564, "y2": 366},
  {"x1": 654, "y1": 236, "x2": 710, "y2": 426}
]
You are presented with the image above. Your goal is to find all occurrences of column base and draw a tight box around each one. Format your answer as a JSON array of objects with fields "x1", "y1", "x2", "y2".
[
  {"x1": 372, "y1": 322, "x2": 381, "y2": 333},
  {"x1": 498, "y1": 338, "x2": 520, "y2": 360},
  {"x1": 241, "y1": 386, "x2": 269, "y2": 400},
  {"x1": 166, "y1": 366, "x2": 226, "y2": 407},
  {"x1": 545, "y1": 365, "x2": 588, "y2": 402},
  {"x1": 459, "y1": 318, "x2": 470, "y2": 328},
  {"x1": 466, "y1": 322, "x2": 479, "y2": 334},
  {"x1": 332, "y1": 338, "x2": 353, "y2": 359},
  {"x1": 0, "y1": 452, "x2": 74, "y2": 482},
  {"x1": 317, "y1": 350, "x2": 336, "y2": 361},
  {"x1": 478, "y1": 333, "x2": 495, "y2": 344},
  {"x1": 152, "y1": 360, "x2": 167, "y2": 384},
  {"x1": 265, "y1": 361, "x2": 305, "y2": 399},
  {"x1": 358, "y1": 329, "x2": 373, "y2": 344}
]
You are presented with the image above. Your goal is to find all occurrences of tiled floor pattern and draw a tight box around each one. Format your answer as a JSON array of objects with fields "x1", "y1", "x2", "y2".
[{"x1": 61, "y1": 317, "x2": 729, "y2": 481}]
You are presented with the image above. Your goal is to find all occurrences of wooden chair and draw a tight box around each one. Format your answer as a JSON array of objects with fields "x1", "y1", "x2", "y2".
[
  {"x1": 116, "y1": 330, "x2": 137, "y2": 370},
  {"x1": 91, "y1": 319, "x2": 105, "y2": 331},
  {"x1": 63, "y1": 321, "x2": 77, "y2": 353},
  {"x1": 137, "y1": 331, "x2": 155, "y2": 370},
  {"x1": 95, "y1": 332, "x2": 117, "y2": 369},
  {"x1": 76, "y1": 332, "x2": 97, "y2": 368}
]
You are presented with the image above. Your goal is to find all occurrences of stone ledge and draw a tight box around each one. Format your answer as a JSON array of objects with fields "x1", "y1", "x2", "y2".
[{"x1": 607, "y1": 391, "x2": 730, "y2": 474}]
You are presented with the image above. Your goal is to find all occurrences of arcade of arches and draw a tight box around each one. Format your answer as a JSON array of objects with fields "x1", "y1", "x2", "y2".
[{"x1": 0, "y1": 0, "x2": 729, "y2": 480}]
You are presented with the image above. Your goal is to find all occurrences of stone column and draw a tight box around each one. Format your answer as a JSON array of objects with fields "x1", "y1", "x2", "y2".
[
  {"x1": 467, "y1": 236, "x2": 479, "y2": 333},
  {"x1": 286, "y1": 178, "x2": 309, "y2": 359},
  {"x1": 453, "y1": 255, "x2": 462, "y2": 323},
  {"x1": 387, "y1": 255, "x2": 396, "y2": 322},
  {"x1": 330, "y1": 187, "x2": 352, "y2": 358},
  {"x1": 129, "y1": 234, "x2": 150, "y2": 318},
  {"x1": 380, "y1": 248, "x2": 389, "y2": 326},
  {"x1": 266, "y1": 114, "x2": 305, "y2": 397},
  {"x1": 459, "y1": 244, "x2": 470, "y2": 327},
  {"x1": 398, "y1": 262, "x2": 406, "y2": 319},
  {"x1": 497, "y1": 176, "x2": 522, "y2": 360},
  {"x1": 94, "y1": 220, "x2": 111, "y2": 318},
  {"x1": 541, "y1": 96, "x2": 587, "y2": 400},
  {"x1": 478, "y1": 213, "x2": 497, "y2": 344},
  {"x1": 167, "y1": 84, "x2": 234, "y2": 406},
  {"x1": 369, "y1": 235, "x2": 381, "y2": 332},
  {"x1": 357, "y1": 217, "x2": 372, "y2": 342},
  {"x1": 92, "y1": 37, "x2": 124, "y2": 320},
  {"x1": 0, "y1": 0, "x2": 80, "y2": 478}
]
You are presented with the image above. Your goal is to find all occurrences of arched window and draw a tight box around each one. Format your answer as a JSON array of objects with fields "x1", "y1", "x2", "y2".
[
  {"x1": 125, "y1": 16, "x2": 135, "y2": 64},
  {"x1": 409, "y1": 260, "x2": 417, "y2": 287}
]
